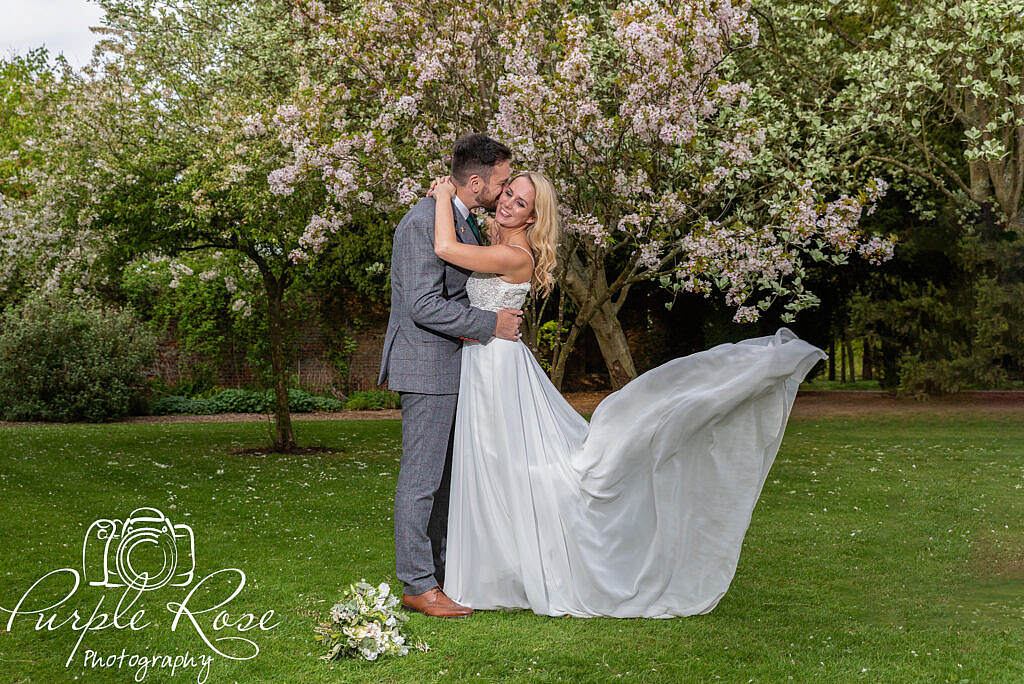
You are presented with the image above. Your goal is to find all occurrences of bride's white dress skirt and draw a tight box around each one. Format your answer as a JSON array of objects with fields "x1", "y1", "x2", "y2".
[{"x1": 445, "y1": 319, "x2": 827, "y2": 618}]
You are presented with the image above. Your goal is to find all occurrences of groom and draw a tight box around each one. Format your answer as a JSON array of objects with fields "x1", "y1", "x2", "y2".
[{"x1": 378, "y1": 133, "x2": 522, "y2": 617}]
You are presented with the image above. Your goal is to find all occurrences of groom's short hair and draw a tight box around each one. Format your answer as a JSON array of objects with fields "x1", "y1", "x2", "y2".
[{"x1": 451, "y1": 133, "x2": 512, "y2": 185}]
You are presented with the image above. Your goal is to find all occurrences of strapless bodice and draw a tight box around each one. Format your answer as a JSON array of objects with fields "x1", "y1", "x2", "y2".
[{"x1": 465, "y1": 272, "x2": 531, "y2": 312}]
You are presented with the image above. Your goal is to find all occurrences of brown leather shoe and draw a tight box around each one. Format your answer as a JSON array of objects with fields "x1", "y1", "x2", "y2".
[{"x1": 401, "y1": 587, "x2": 473, "y2": 618}]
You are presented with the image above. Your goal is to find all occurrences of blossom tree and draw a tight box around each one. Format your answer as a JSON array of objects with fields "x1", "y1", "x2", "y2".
[
  {"x1": 750, "y1": 0, "x2": 1024, "y2": 394},
  {"x1": 9, "y1": 0, "x2": 337, "y2": 449},
  {"x1": 764, "y1": 0, "x2": 1024, "y2": 229},
  {"x1": 0, "y1": 47, "x2": 80, "y2": 307},
  {"x1": 284, "y1": 0, "x2": 896, "y2": 388},
  {"x1": 8, "y1": 0, "x2": 904, "y2": 409},
  {"x1": 489, "y1": 1, "x2": 895, "y2": 387}
]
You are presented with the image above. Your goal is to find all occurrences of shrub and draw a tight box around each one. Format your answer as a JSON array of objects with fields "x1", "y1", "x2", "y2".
[
  {"x1": 208, "y1": 388, "x2": 267, "y2": 413},
  {"x1": 343, "y1": 390, "x2": 401, "y2": 410},
  {"x1": 0, "y1": 293, "x2": 157, "y2": 422},
  {"x1": 151, "y1": 395, "x2": 207, "y2": 415},
  {"x1": 285, "y1": 388, "x2": 345, "y2": 412},
  {"x1": 150, "y1": 387, "x2": 346, "y2": 415}
]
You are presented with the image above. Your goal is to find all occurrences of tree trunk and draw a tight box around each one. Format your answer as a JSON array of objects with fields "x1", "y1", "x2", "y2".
[
  {"x1": 521, "y1": 307, "x2": 540, "y2": 357},
  {"x1": 968, "y1": 158, "x2": 992, "y2": 206},
  {"x1": 557, "y1": 251, "x2": 639, "y2": 391},
  {"x1": 862, "y1": 337, "x2": 873, "y2": 380},
  {"x1": 964, "y1": 94, "x2": 995, "y2": 207},
  {"x1": 844, "y1": 339, "x2": 856, "y2": 383},
  {"x1": 828, "y1": 337, "x2": 836, "y2": 381},
  {"x1": 550, "y1": 320, "x2": 584, "y2": 391},
  {"x1": 588, "y1": 300, "x2": 637, "y2": 390},
  {"x1": 263, "y1": 272, "x2": 296, "y2": 452},
  {"x1": 840, "y1": 339, "x2": 846, "y2": 383}
]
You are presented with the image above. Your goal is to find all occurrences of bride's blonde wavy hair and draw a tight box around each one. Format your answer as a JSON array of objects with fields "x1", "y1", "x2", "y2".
[
  {"x1": 481, "y1": 171, "x2": 559, "y2": 297},
  {"x1": 515, "y1": 171, "x2": 559, "y2": 297}
]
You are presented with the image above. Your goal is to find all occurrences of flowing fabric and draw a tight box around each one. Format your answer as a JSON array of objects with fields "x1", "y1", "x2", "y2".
[{"x1": 445, "y1": 273, "x2": 828, "y2": 618}]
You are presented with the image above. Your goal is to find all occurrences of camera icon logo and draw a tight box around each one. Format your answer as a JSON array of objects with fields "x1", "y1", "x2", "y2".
[{"x1": 82, "y1": 507, "x2": 195, "y2": 591}]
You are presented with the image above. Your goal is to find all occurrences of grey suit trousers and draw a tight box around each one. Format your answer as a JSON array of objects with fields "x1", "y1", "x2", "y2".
[
  {"x1": 381, "y1": 197, "x2": 495, "y2": 596},
  {"x1": 394, "y1": 391, "x2": 459, "y2": 596}
]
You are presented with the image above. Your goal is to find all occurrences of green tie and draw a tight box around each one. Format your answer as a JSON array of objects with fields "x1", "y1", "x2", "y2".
[{"x1": 466, "y1": 213, "x2": 482, "y2": 243}]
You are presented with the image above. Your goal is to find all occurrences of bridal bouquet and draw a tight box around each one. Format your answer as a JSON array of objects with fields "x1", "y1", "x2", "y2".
[{"x1": 315, "y1": 580, "x2": 428, "y2": 662}]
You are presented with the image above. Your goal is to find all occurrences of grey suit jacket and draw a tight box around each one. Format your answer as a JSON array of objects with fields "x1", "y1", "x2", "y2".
[{"x1": 378, "y1": 196, "x2": 498, "y2": 394}]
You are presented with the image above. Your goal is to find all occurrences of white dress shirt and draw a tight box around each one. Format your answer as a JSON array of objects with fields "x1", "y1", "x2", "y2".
[{"x1": 452, "y1": 194, "x2": 470, "y2": 222}]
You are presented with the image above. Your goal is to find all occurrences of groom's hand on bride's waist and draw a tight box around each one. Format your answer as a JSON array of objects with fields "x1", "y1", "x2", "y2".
[{"x1": 494, "y1": 308, "x2": 523, "y2": 341}]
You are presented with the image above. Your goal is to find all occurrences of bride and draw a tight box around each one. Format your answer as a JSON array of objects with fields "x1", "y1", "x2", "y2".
[{"x1": 427, "y1": 172, "x2": 827, "y2": 618}]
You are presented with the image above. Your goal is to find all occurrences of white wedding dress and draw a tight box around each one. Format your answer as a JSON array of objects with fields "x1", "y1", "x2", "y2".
[{"x1": 445, "y1": 271, "x2": 828, "y2": 618}]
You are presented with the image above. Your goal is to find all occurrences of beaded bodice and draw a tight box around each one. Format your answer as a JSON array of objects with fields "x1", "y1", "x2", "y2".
[{"x1": 466, "y1": 272, "x2": 531, "y2": 312}]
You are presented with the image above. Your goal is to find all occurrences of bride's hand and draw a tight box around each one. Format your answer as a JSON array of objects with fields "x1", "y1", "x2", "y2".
[{"x1": 428, "y1": 175, "x2": 456, "y2": 199}]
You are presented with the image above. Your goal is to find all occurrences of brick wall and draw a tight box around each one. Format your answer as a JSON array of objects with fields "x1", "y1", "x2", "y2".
[
  {"x1": 144, "y1": 297, "x2": 648, "y2": 394},
  {"x1": 145, "y1": 308, "x2": 390, "y2": 395},
  {"x1": 348, "y1": 328, "x2": 387, "y2": 391}
]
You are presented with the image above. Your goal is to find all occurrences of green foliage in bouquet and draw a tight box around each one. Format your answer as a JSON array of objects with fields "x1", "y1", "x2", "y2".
[{"x1": 315, "y1": 581, "x2": 428, "y2": 662}]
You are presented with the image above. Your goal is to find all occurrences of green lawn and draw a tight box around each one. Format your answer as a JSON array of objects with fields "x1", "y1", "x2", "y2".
[
  {"x1": 0, "y1": 413, "x2": 1021, "y2": 682},
  {"x1": 802, "y1": 378, "x2": 884, "y2": 391}
]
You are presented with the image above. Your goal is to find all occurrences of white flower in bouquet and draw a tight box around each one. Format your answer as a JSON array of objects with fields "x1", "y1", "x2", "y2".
[{"x1": 315, "y1": 580, "x2": 428, "y2": 662}]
